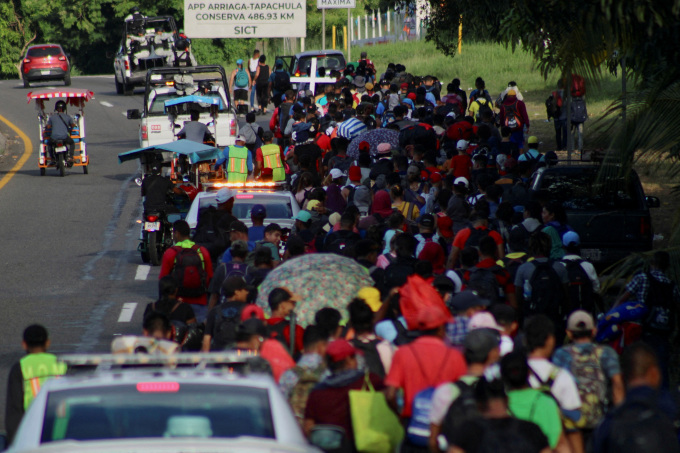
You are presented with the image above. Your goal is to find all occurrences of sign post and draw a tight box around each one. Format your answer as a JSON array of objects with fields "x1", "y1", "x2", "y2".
[{"x1": 317, "y1": 0, "x2": 355, "y2": 55}]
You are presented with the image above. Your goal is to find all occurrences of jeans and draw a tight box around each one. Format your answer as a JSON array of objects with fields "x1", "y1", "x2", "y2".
[
  {"x1": 510, "y1": 130, "x2": 525, "y2": 150},
  {"x1": 572, "y1": 122, "x2": 584, "y2": 151},
  {"x1": 249, "y1": 72, "x2": 257, "y2": 108},
  {"x1": 554, "y1": 119, "x2": 567, "y2": 150}
]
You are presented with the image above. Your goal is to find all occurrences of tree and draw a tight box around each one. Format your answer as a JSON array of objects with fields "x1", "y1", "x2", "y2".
[{"x1": 0, "y1": 1, "x2": 35, "y2": 78}]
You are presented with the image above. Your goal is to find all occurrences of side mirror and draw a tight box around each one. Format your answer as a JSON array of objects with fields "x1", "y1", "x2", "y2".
[
  {"x1": 127, "y1": 109, "x2": 141, "y2": 120},
  {"x1": 646, "y1": 196, "x2": 660, "y2": 208}
]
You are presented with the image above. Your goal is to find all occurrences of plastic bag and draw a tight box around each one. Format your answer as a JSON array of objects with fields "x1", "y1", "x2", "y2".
[{"x1": 399, "y1": 274, "x2": 451, "y2": 330}]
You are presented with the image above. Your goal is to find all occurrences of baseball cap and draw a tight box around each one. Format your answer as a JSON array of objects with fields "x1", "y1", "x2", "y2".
[
  {"x1": 275, "y1": 58, "x2": 284, "y2": 66},
  {"x1": 215, "y1": 187, "x2": 236, "y2": 204},
  {"x1": 294, "y1": 210, "x2": 312, "y2": 223},
  {"x1": 365, "y1": 82, "x2": 374, "y2": 91},
  {"x1": 251, "y1": 204, "x2": 267, "y2": 217},
  {"x1": 507, "y1": 89, "x2": 517, "y2": 96},
  {"x1": 437, "y1": 215, "x2": 454, "y2": 238},
  {"x1": 567, "y1": 310, "x2": 595, "y2": 332},
  {"x1": 400, "y1": 82, "x2": 409, "y2": 90},
  {"x1": 456, "y1": 139, "x2": 469, "y2": 150},
  {"x1": 419, "y1": 214, "x2": 435, "y2": 228},
  {"x1": 380, "y1": 79, "x2": 390, "y2": 86},
  {"x1": 562, "y1": 231, "x2": 580, "y2": 247},
  {"x1": 235, "y1": 134, "x2": 247, "y2": 142},
  {"x1": 469, "y1": 311, "x2": 504, "y2": 332},
  {"x1": 454, "y1": 176, "x2": 469, "y2": 188},
  {"x1": 229, "y1": 220, "x2": 248, "y2": 234},
  {"x1": 329, "y1": 168, "x2": 345, "y2": 179},
  {"x1": 326, "y1": 339, "x2": 356, "y2": 362},
  {"x1": 348, "y1": 166, "x2": 362, "y2": 181},
  {"x1": 306, "y1": 200, "x2": 320, "y2": 210},
  {"x1": 449, "y1": 290, "x2": 491, "y2": 312},
  {"x1": 241, "y1": 304, "x2": 265, "y2": 321},
  {"x1": 527, "y1": 136, "x2": 539, "y2": 144},
  {"x1": 464, "y1": 328, "x2": 501, "y2": 363},
  {"x1": 236, "y1": 59, "x2": 243, "y2": 65},
  {"x1": 377, "y1": 143, "x2": 392, "y2": 155},
  {"x1": 357, "y1": 287, "x2": 382, "y2": 312},
  {"x1": 407, "y1": 92, "x2": 416, "y2": 101},
  {"x1": 416, "y1": 305, "x2": 450, "y2": 330},
  {"x1": 354, "y1": 75, "x2": 366, "y2": 88}
]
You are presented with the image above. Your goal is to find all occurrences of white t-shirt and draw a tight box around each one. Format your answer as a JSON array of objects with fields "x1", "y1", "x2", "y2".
[
  {"x1": 528, "y1": 358, "x2": 582, "y2": 411},
  {"x1": 249, "y1": 57, "x2": 259, "y2": 73},
  {"x1": 560, "y1": 254, "x2": 601, "y2": 292}
]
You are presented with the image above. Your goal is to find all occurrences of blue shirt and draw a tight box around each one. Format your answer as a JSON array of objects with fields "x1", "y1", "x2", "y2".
[
  {"x1": 221, "y1": 241, "x2": 256, "y2": 264},
  {"x1": 248, "y1": 225, "x2": 265, "y2": 242},
  {"x1": 215, "y1": 145, "x2": 254, "y2": 171}
]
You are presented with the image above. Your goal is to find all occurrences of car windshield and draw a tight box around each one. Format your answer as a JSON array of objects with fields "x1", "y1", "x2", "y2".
[
  {"x1": 41, "y1": 383, "x2": 275, "y2": 442},
  {"x1": 198, "y1": 194, "x2": 293, "y2": 219},
  {"x1": 147, "y1": 82, "x2": 228, "y2": 116},
  {"x1": 536, "y1": 168, "x2": 642, "y2": 211},
  {"x1": 297, "y1": 55, "x2": 345, "y2": 74},
  {"x1": 28, "y1": 47, "x2": 62, "y2": 58}
]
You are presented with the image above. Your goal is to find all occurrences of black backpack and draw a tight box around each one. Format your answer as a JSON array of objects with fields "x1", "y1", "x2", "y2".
[
  {"x1": 502, "y1": 254, "x2": 528, "y2": 283},
  {"x1": 273, "y1": 71, "x2": 291, "y2": 92},
  {"x1": 526, "y1": 261, "x2": 564, "y2": 324},
  {"x1": 643, "y1": 273, "x2": 677, "y2": 335},
  {"x1": 325, "y1": 231, "x2": 359, "y2": 256},
  {"x1": 441, "y1": 380, "x2": 480, "y2": 443},
  {"x1": 171, "y1": 245, "x2": 207, "y2": 298},
  {"x1": 212, "y1": 301, "x2": 245, "y2": 349},
  {"x1": 561, "y1": 259, "x2": 595, "y2": 315},
  {"x1": 267, "y1": 319, "x2": 290, "y2": 347},
  {"x1": 475, "y1": 99, "x2": 493, "y2": 121},
  {"x1": 571, "y1": 97, "x2": 588, "y2": 123},
  {"x1": 545, "y1": 91, "x2": 562, "y2": 119},
  {"x1": 350, "y1": 338, "x2": 386, "y2": 378},
  {"x1": 391, "y1": 318, "x2": 414, "y2": 346},
  {"x1": 465, "y1": 266, "x2": 503, "y2": 303},
  {"x1": 223, "y1": 261, "x2": 250, "y2": 280},
  {"x1": 466, "y1": 227, "x2": 491, "y2": 249}
]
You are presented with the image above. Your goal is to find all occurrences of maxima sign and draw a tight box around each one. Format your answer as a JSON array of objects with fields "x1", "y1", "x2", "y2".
[
  {"x1": 317, "y1": 0, "x2": 355, "y2": 8},
  {"x1": 184, "y1": 0, "x2": 307, "y2": 38}
]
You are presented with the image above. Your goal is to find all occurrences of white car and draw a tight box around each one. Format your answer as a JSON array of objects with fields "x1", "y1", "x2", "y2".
[
  {"x1": 8, "y1": 356, "x2": 317, "y2": 453},
  {"x1": 185, "y1": 187, "x2": 300, "y2": 232}
]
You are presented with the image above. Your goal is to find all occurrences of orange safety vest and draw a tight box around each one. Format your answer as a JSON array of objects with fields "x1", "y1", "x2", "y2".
[{"x1": 227, "y1": 146, "x2": 249, "y2": 183}]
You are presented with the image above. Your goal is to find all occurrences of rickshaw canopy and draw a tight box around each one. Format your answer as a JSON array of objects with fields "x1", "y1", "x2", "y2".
[
  {"x1": 164, "y1": 95, "x2": 223, "y2": 109},
  {"x1": 118, "y1": 139, "x2": 221, "y2": 165},
  {"x1": 27, "y1": 89, "x2": 95, "y2": 103}
]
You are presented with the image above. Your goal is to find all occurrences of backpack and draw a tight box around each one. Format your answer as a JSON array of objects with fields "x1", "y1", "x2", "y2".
[
  {"x1": 502, "y1": 254, "x2": 528, "y2": 282},
  {"x1": 273, "y1": 71, "x2": 291, "y2": 92},
  {"x1": 474, "y1": 99, "x2": 493, "y2": 121},
  {"x1": 289, "y1": 365, "x2": 326, "y2": 423},
  {"x1": 441, "y1": 379, "x2": 480, "y2": 441},
  {"x1": 526, "y1": 261, "x2": 564, "y2": 324},
  {"x1": 171, "y1": 245, "x2": 207, "y2": 298},
  {"x1": 503, "y1": 101, "x2": 523, "y2": 132},
  {"x1": 465, "y1": 227, "x2": 491, "y2": 249},
  {"x1": 545, "y1": 91, "x2": 562, "y2": 119},
  {"x1": 267, "y1": 319, "x2": 290, "y2": 348},
  {"x1": 643, "y1": 273, "x2": 677, "y2": 335},
  {"x1": 350, "y1": 338, "x2": 386, "y2": 378},
  {"x1": 325, "y1": 231, "x2": 359, "y2": 256},
  {"x1": 571, "y1": 74, "x2": 586, "y2": 97},
  {"x1": 476, "y1": 417, "x2": 545, "y2": 453},
  {"x1": 392, "y1": 318, "x2": 414, "y2": 346},
  {"x1": 465, "y1": 266, "x2": 502, "y2": 303},
  {"x1": 406, "y1": 349, "x2": 451, "y2": 447},
  {"x1": 212, "y1": 301, "x2": 245, "y2": 349},
  {"x1": 562, "y1": 344, "x2": 607, "y2": 429},
  {"x1": 235, "y1": 68, "x2": 249, "y2": 88},
  {"x1": 223, "y1": 261, "x2": 250, "y2": 280},
  {"x1": 571, "y1": 97, "x2": 588, "y2": 123},
  {"x1": 561, "y1": 259, "x2": 595, "y2": 315}
]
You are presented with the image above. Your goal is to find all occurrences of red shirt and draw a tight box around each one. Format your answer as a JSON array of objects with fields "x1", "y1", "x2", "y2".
[
  {"x1": 449, "y1": 154, "x2": 472, "y2": 179},
  {"x1": 159, "y1": 242, "x2": 214, "y2": 305},
  {"x1": 462, "y1": 257, "x2": 515, "y2": 296},
  {"x1": 385, "y1": 336, "x2": 467, "y2": 417},
  {"x1": 265, "y1": 317, "x2": 305, "y2": 354},
  {"x1": 315, "y1": 133, "x2": 331, "y2": 152},
  {"x1": 452, "y1": 226, "x2": 503, "y2": 250}
]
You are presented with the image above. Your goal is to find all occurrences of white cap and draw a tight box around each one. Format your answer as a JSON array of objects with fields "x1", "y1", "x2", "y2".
[
  {"x1": 329, "y1": 168, "x2": 345, "y2": 179},
  {"x1": 454, "y1": 176, "x2": 469, "y2": 188},
  {"x1": 456, "y1": 139, "x2": 469, "y2": 150},
  {"x1": 235, "y1": 135, "x2": 246, "y2": 142},
  {"x1": 215, "y1": 188, "x2": 236, "y2": 204}
]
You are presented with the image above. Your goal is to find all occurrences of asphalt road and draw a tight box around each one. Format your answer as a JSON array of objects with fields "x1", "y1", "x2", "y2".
[{"x1": 0, "y1": 75, "x2": 267, "y2": 429}]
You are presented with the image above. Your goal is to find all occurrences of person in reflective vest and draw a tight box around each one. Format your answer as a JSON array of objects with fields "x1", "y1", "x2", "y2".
[
  {"x1": 258, "y1": 131, "x2": 285, "y2": 182},
  {"x1": 214, "y1": 134, "x2": 253, "y2": 183},
  {"x1": 5, "y1": 324, "x2": 67, "y2": 443}
]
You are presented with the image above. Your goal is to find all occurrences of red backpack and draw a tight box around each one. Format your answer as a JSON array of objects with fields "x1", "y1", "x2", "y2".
[{"x1": 171, "y1": 245, "x2": 207, "y2": 298}]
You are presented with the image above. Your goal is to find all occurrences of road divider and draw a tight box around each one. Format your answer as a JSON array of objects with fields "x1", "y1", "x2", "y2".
[{"x1": 0, "y1": 113, "x2": 33, "y2": 190}]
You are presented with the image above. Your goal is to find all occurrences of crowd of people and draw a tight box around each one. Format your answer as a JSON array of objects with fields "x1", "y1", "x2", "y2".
[{"x1": 6, "y1": 55, "x2": 679, "y2": 453}]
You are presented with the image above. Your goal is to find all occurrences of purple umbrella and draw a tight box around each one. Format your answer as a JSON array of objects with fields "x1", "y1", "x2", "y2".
[{"x1": 347, "y1": 128, "x2": 400, "y2": 160}]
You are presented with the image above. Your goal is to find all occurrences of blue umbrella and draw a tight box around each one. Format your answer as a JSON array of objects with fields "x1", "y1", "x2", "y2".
[{"x1": 118, "y1": 139, "x2": 221, "y2": 165}]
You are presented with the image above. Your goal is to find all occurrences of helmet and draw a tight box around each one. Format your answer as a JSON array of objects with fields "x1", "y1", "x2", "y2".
[
  {"x1": 55, "y1": 100, "x2": 67, "y2": 113},
  {"x1": 198, "y1": 80, "x2": 212, "y2": 92}
]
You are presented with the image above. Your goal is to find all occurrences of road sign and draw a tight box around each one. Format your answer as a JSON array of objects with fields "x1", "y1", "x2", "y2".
[
  {"x1": 184, "y1": 0, "x2": 307, "y2": 38},
  {"x1": 317, "y1": 0, "x2": 355, "y2": 8}
]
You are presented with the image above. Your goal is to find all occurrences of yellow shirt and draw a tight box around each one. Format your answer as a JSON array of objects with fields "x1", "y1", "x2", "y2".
[{"x1": 469, "y1": 97, "x2": 493, "y2": 119}]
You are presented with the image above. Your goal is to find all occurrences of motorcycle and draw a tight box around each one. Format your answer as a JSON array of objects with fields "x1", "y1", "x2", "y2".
[
  {"x1": 139, "y1": 208, "x2": 181, "y2": 266},
  {"x1": 49, "y1": 139, "x2": 71, "y2": 177}
]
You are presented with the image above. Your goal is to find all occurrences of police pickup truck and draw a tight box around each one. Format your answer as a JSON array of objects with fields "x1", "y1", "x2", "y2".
[{"x1": 127, "y1": 65, "x2": 238, "y2": 148}]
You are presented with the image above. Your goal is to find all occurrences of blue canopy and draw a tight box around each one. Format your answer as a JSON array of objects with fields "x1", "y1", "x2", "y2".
[
  {"x1": 118, "y1": 139, "x2": 221, "y2": 165},
  {"x1": 164, "y1": 95, "x2": 223, "y2": 108}
]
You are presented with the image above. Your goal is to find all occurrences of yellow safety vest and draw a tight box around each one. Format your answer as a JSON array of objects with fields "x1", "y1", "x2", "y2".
[
  {"x1": 227, "y1": 146, "x2": 249, "y2": 183},
  {"x1": 20, "y1": 353, "x2": 67, "y2": 409},
  {"x1": 260, "y1": 144, "x2": 285, "y2": 181}
]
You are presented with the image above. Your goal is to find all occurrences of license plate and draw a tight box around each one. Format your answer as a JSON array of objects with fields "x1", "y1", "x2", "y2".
[
  {"x1": 144, "y1": 221, "x2": 161, "y2": 232},
  {"x1": 55, "y1": 146, "x2": 67, "y2": 152},
  {"x1": 41, "y1": 70, "x2": 50, "y2": 75},
  {"x1": 581, "y1": 248, "x2": 602, "y2": 262}
]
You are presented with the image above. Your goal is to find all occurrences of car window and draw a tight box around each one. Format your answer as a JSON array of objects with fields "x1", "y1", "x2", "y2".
[
  {"x1": 536, "y1": 169, "x2": 643, "y2": 211},
  {"x1": 27, "y1": 47, "x2": 63, "y2": 58},
  {"x1": 148, "y1": 90, "x2": 227, "y2": 116},
  {"x1": 41, "y1": 384, "x2": 275, "y2": 442},
  {"x1": 297, "y1": 55, "x2": 346, "y2": 74},
  {"x1": 197, "y1": 195, "x2": 293, "y2": 219}
]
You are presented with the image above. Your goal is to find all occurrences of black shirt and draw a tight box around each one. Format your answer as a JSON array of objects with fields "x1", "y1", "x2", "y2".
[
  {"x1": 446, "y1": 416, "x2": 549, "y2": 453},
  {"x1": 143, "y1": 298, "x2": 196, "y2": 324},
  {"x1": 141, "y1": 174, "x2": 173, "y2": 211}
]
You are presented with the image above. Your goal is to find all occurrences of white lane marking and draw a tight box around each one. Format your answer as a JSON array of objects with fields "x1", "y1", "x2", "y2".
[
  {"x1": 122, "y1": 112, "x2": 128, "y2": 116},
  {"x1": 117, "y1": 302, "x2": 138, "y2": 322},
  {"x1": 100, "y1": 101, "x2": 114, "y2": 107},
  {"x1": 135, "y1": 265, "x2": 151, "y2": 280}
]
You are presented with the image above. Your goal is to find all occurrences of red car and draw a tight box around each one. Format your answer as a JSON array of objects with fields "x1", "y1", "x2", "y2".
[{"x1": 21, "y1": 44, "x2": 71, "y2": 88}]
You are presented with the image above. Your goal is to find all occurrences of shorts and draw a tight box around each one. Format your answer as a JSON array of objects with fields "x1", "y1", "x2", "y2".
[{"x1": 234, "y1": 89, "x2": 248, "y2": 101}]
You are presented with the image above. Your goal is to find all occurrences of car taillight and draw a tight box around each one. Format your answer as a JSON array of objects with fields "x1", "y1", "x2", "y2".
[
  {"x1": 146, "y1": 214, "x2": 159, "y2": 222},
  {"x1": 141, "y1": 125, "x2": 148, "y2": 140},
  {"x1": 230, "y1": 119, "x2": 237, "y2": 135},
  {"x1": 23, "y1": 58, "x2": 30, "y2": 64},
  {"x1": 125, "y1": 60, "x2": 129, "y2": 70},
  {"x1": 295, "y1": 71, "x2": 301, "y2": 76},
  {"x1": 58, "y1": 56, "x2": 66, "y2": 61},
  {"x1": 640, "y1": 217, "x2": 651, "y2": 237},
  {"x1": 136, "y1": 382, "x2": 179, "y2": 393}
]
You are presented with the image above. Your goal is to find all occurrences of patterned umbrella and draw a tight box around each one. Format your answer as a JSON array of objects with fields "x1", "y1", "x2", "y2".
[
  {"x1": 347, "y1": 128, "x2": 400, "y2": 160},
  {"x1": 255, "y1": 253, "x2": 374, "y2": 327}
]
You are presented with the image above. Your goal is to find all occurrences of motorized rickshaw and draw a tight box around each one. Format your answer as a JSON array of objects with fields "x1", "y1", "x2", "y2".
[
  {"x1": 118, "y1": 139, "x2": 222, "y2": 265},
  {"x1": 28, "y1": 88, "x2": 94, "y2": 176}
]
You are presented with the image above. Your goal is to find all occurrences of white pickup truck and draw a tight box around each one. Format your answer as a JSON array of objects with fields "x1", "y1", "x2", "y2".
[{"x1": 127, "y1": 65, "x2": 238, "y2": 148}]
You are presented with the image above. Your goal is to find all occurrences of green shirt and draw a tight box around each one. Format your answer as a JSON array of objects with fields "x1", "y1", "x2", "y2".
[{"x1": 508, "y1": 388, "x2": 562, "y2": 448}]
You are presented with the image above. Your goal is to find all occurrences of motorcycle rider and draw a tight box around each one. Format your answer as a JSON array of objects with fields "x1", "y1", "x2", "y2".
[
  {"x1": 141, "y1": 161, "x2": 183, "y2": 215},
  {"x1": 177, "y1": 110, "x2": 214, "y2": 144},
  {"x1": 46, "y1": 100, "x2": 76, "y2": 163}
]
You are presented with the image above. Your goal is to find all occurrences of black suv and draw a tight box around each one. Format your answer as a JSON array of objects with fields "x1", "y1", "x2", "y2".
[{"x1": 530, "y1": 165, "x2": 660, "y2": 265}]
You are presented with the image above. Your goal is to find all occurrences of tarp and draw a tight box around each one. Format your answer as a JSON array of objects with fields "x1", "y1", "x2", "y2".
[
  {"x1": 27, "y1": 89, "x2": 94, "y2": 103},
  {"x1": 118, "y1": 139, "x2": 221, "y2": 164},
  {"x1": 164, "y1": 95, "x2": 223, "y2": 109}
]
